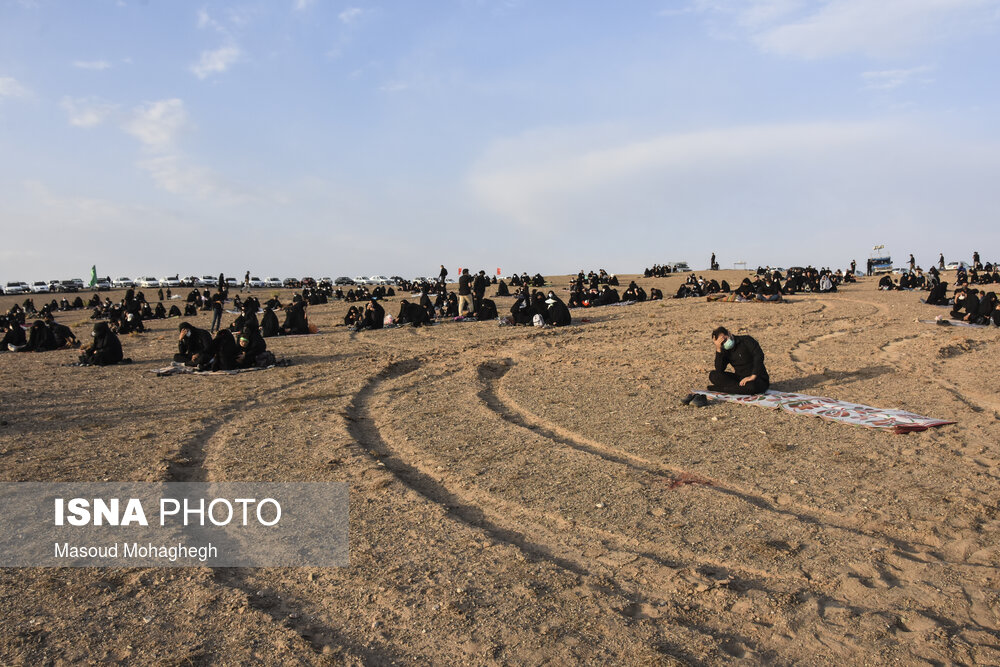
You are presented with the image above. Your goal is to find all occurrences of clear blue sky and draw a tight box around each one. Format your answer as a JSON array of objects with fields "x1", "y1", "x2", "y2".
[{"x1": 2, "y1": 0, "x2": 999, "y2": 282}]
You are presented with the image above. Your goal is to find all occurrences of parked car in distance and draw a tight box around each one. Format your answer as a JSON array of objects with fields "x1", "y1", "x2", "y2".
[
  {"x1": 283, "y1": 277, "x2": 301, "y2": 288},
  {"x1": 59, "y1": 280, "x2": 80, "y2": 292},
  {"x1": 413, "y1": 276, "x2": 429, "y2": 284},
  {"x1": 301, "y1": 277, "x2": 317, "y2": 288},
  {"x1": 31, "y1": 281, "x2": 50, "y2": 293},
  {"x1": 139, "y1": 277, "x2": 161, "y2": 288},
  {"x1": 5, "y1": 281, "x2": 30, "y2": 295},
  {"x1": 264, "y1": 277, "x2": 282, "y2": 288},
  {"x1": 160, "y1": 276, "x2": 181, "y2": 288},
  {"x1": 369, "y1": 275, "x2": 391, "y2": 285},
  {"x1": 352, "y1": 276, "x2": 371, "y2": 285},
  {"x1": 113, "y1": 277, "x2": 135, "y2": 288},
  {"x1": 249, "y1": 276, "x2": 265, "y2": 288},
  {"x1": 319, "y1": 277, "x2": 333, "y2": 287},
  {"x1": 390, "y1": 276, "x2": 405, "y2": 284},
  {"x1": 95, "y1": 277, "x2": 112, "y2": 291},
  {"x1": 225, "y1": 277, "x2": 238, "y2": 288},
  {"x1": 334, "y1": 277, "x2": 355, "y2": 285},
  {"x1": 200, "y1": 275, "x2": 217, "y2": 287},
  {"x1": 945, "y1": 261, "x2": 969, "y2": 271}
]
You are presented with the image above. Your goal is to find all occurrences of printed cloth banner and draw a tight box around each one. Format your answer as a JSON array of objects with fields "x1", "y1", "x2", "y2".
[{"x1": 693, "y1": 389, "x2": 955, "y2": 434}]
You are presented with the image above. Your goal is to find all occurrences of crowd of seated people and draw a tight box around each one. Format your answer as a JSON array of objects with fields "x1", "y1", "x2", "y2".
[
  {"x1": 955, "y1": 265, "x2": 1000, "y2": 287},
  {"x1": 508, "y1": 289, "x2": 571, "y2": 326},
  {"x1": 675, "y1": 275, "x2": 729, "y2": 298},
  {"x1": 643, "y1": 264, "x2": 676, "y2": 277},
  {"x1": 949, "y1": 287, "x2": 1000, "y2": 325},
  {"x1": 567, "y1": 270, "x2": 620, "y2": 293},
  {"x1": 568, "y1": 283, "x2": 620, "y2": 307},
  {"x1": 174, "y1": 319, "x2": 270, "y2": 371},
  {"x1": 508, "y1": 272, "x2": 548, "y2": 288}
]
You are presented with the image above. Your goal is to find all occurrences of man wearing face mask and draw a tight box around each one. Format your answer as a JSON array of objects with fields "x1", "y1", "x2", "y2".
[
  {"x1": 684, "y1": 326, "x2": 770, "y2": 405},
  {"x1": 175, "y1": 321, "x2": 213, "y2": 366}
]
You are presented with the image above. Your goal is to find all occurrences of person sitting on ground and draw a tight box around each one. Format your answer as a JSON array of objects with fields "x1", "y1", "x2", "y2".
[
  {"x1": 43, "y1": 313, "x2": 78, "y2": 348},
  {"x1": 622, "y1": 281, "x2": 647, "y2": 302},
  {"x1": 343, "y1": 306, "x2": 361, "y2": 328},
  {"x1": 597, "y1": 284, "x2": 620, "y2": 305},
  {"x1": 649, "y1": 287, "x2": 663, "y2": 301},
  {"x1": 683, "y1": 326, "x2": 770, "y2": 405},
  {"x1": 396, "y1": 299, "x2": 428, "y2": 327},
  {"x1": 950, "y1": 287, "x2": 977, "y2": 322},
  {"x1": 236, "y1": 328, "x2": 267, "y2": 368},
  {"x1": 281, "y1": 297, "x2": 310, "y2": 335},
  {"x1": 950, "y1": 287, "x2": 983, "y2": 322},
  {"x1": 25, "y1": 320, "x2": 57, "y2": 352},
  {"x1": 79, "y1": 322, "x2": 123, "y2": 366},
  {"x1": 510, "y1": 287, "x2": 536, "y2": 325},
  {"x1": 734, "y1": 278, "x2": 755, "y2": 299},
  {"x1": 757, "y1": 276, "x2": 783, "y2": 301},
  {"x1": 260, "y1": 306, "x2": 280, "y2": 337},
  {"x1": 476, "y1": 297, "x2": 498, "y2": 321},
  {"x1": 878, "y1": 274, "x2": 897, "y2": 290},
  {"x1": 209, "y1": 329, "x2": 239, "y2": 371},
  {"x1": 974, "y1": 291, "x2": 997, "y2": 325},
  {"x1": 419, "y1": 288, "x2": 435, "y2": 320},
  {"x1": 495, "y1": 280, "x2": 510, "y2": 297},
  {"x1": 175, "y1": 321, "x2": 214, "y2": 367},
  {"x1": 925, "y1": 281, "x2": 949, "y2": 305},
  {"x1": 357, "y1": 298, "x2": 386, "y2": 330},
  {"x1": 1, "y1": 318, "x2": 27, "y2": 352},
  {"x1": 544, "y1": 292, "x2": 571, "y2": 326}
]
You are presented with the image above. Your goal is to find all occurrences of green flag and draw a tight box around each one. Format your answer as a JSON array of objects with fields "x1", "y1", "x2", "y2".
[{"x1": 88, "y1": 265, "x2": 97, "y2": 288}]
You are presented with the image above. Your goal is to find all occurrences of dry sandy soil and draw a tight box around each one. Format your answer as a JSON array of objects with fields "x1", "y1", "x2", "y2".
[{"x1": 1, "y1": 270, "x2": 998, "y2": 665}]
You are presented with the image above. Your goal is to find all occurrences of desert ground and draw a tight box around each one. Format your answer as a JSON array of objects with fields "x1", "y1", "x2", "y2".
[{"x1": 1, "y1": 270, "x2": 998, "y2": 665}]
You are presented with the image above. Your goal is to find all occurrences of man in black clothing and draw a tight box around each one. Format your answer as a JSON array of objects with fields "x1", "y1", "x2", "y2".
[
  {"x1": 684, "y1": 327, "x2": 770, "y2": 404},
  {"x1": 80, "y1": 322, "x2": 124, "y2": 366},
  {"x1": 457, "y1": 269, "x2": 474, "y2": 317},
  {"x1": 950, "y1": 288, "x2": 980, "y2": 322},
  {"x1": 472, "y1": 270, "x2": 488, "y2": 314},
  {"x1": 439, "y1": 265, "x2": 448, "y2": 283},
  {"x1": 175, "y1": 321, "x2": 214, "y2": 366}
]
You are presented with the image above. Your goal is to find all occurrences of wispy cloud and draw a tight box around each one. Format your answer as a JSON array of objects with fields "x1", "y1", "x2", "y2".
[
  {"x1": 196, "y1": 8, "x2": 225, "y2": 32},
  {"x1": 294, "y1": 0, "x2": 316, "y2": 10},
  {"x1": 339, "y1": 7, "x2": 364, "y2": 24},
  {"x1": 690, "y1": 0, "x2": 1000, "y2": 59},
  {"x1": 120, "y1": 98, "x2": 251, "y2": 203},
  {"x1": 0, "y1": 76, "x2": 30, "y2": 99},
  {"x1": 60, "y1": 96, "x2": 118, "y2": 128},
  {"x1": 467, "y1": 121, "x2": 1000, "y2": 245},
  {"x1": 861, "y1": 66, "x2": 934, "y2": 91},
  {"x1": 379, "y1": 80, "x2": 410, "y2": 93},
  {"x1": 191, "y1": 45, "x2": 242, "y2": 79},
  {"x1": 135, "y1": 154, "x2": 250, "y2": 204},
  {"x1": 124, "y1": 98, "x2": 188, "y2": 150},
  {"x1": 72, "y1": 60, "x2": 112, "y2": 71}
]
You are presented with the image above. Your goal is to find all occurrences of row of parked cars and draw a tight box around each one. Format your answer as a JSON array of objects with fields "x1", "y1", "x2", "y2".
[
  {"x1": 3, "y1": 278, "x2": 88, "y2": 295},
  {"x1": 3, "y1": 273, "x2": 425, "y2": 295}
]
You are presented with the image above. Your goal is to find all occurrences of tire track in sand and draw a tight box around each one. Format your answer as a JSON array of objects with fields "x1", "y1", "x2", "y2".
[
  {"x1": 162, "y1": 371, "x2": 386, "y2": 663},
  {"x1": 478, "y1": 358, "x2": 958, "y2": 559},
  {"x1": 345, "y1": 356, "x2": 774, "y2": 657}
]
